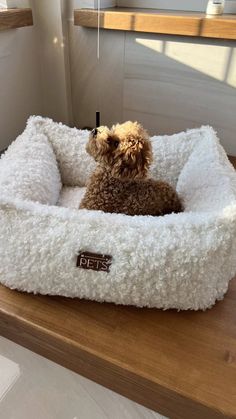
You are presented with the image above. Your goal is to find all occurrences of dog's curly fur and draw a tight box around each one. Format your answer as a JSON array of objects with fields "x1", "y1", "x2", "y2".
[{"x1": 79, "y1": 121, "x2": 183, "y2": 216}]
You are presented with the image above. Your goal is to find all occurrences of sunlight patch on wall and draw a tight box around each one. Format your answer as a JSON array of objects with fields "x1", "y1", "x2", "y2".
[
  {"x1": 226, "y1": 48, "x2": 236, "y2": 88},
  {"x1": 165, "y1": 41, "x2": 233, "y2": 84},
  {"x1": 135, "y1": 38, "x2": 164, "y2": 53},
  {"x1": 135, "y1": 37, "x2": 236, "y2": 87}
]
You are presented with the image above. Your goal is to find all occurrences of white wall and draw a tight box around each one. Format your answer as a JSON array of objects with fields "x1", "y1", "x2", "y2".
[
  {"x1": 70, "y1": 26, "x2": 236, "y2": 155},
  {"x1": 31, "y1": 0, "x2": 73, "y2": 125},
  {"x1": 0, "y1": 0, "x2": 74, "y2": 150},
  {"x1": 2, "y1": 0, "x2": 30, "y2": 7},
  {"x1": 71, "y1": 0, "x2": 236, "y2": 12},
  {"x1": 74, "y1": 0, "x2": 115, "y2": 9},
  {"x1": 0, "y1": 27, "x2": 42, "y2": 150},
  {"x1": 117, "y1": 0, "x2": 236, "y2": 13},
  {"x1": 117, "y1": 0, "x2": 207, "y2": 11},
  {"x1": 69, "y1": 25, "x2": 125, "y2": 129},
  {"x1": 1, "y1": 0, "x2": 236, "y2": 154},
  {"x1": 123, "y1": 34, "x2": 236, "y2": 155}
]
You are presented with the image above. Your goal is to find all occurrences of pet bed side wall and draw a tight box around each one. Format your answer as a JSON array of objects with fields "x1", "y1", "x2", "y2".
[
  {"x1": 27, "y1": 116, "x2": 212, "y2": 188},
  {"x1": 1, "y1": 120, "x2": 236, "y2": 309},
  {"x1": 0, "y1": 131, "x2": 61, "y2": 205},
  {"x1": 0, "y1": 198, "x2": 236, "y2": 310},
  {"x1": 26, "y1": 116, "x2": 95, "y2": 187},
  {"x1": 177, "y1": 128, "x2": 236, "y2": 211}
]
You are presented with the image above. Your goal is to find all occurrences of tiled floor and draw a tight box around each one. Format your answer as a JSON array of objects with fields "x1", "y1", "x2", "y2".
[{"x1": 0, "y1": 336, "x2": 166, "y2": 419}]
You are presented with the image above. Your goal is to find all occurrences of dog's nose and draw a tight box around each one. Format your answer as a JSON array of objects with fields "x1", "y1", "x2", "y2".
[{"x1": 91, "y1": 128, "x2": 98, "y2": 138}]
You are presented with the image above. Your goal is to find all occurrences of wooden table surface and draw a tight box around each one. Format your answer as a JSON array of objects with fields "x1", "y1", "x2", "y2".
[
  {"x1": 1, "y1": 157, "x2": 236, "y2": 419},
  {"x1": 0, "y1": 280, "x2": 236, "y2": 419}
]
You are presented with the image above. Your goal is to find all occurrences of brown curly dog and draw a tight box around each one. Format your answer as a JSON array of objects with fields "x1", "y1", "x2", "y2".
[{"x1": 79, "y1": 121, "x2": 183, "y2": 216}]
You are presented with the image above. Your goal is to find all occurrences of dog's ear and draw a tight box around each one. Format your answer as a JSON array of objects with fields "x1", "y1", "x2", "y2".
[
  {"x1": 122, "y1": 138, "x2": 152, "y2": 179},
  {"x1": 112, "y1": 122, "x2": 153, "y2": 179}
]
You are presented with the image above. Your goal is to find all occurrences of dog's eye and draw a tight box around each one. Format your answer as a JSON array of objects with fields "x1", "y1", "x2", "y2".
[{"x1": 107, "y1": 138, "x2": 119, "y2": 148}]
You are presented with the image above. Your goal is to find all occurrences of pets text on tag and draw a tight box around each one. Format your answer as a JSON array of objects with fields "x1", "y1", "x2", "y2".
[{"x1": 77, "y1": 251, "x2": 112, "y2": 273}]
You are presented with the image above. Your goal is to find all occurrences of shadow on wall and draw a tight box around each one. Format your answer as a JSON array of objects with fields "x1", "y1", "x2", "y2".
[
  {"x1": 70, "y1": 18, "x2": 236, "y2": 153},
  {"x1": 122, "y1": 35, "x2": 236, "y2": 155}
]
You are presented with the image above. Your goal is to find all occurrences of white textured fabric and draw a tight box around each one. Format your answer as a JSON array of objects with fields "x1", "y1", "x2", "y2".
[
  {"x1": 0, "y1": 131, "x2": 61, "y2": 205},
  {"x1": 0, "y1": 116, "x2": 236, "y2": 310},
  {"x1": 58, "y1": 186, "x2": 86, "y2": 209},
  {"x1": 26, "y1": 116, "x2": 95, "y2": 186}
]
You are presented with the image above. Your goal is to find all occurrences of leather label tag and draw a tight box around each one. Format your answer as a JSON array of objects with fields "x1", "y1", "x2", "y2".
[{"x1": 77, "y1": 251, "x2": 112, "y2": 273}]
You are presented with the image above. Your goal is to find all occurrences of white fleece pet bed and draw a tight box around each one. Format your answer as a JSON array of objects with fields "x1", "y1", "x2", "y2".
[{"x1": 0, "y1": 116, "x2": 236, "y2": 311}]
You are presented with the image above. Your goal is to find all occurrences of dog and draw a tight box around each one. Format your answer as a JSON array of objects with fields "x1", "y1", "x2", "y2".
[{"x1": 79, "y1": 121, "x2": 183, "y2": 216}]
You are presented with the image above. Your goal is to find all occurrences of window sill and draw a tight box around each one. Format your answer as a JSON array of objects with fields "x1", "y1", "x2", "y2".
[
  {"x1": 74, "y1": 8, "x2": 236, "y2": 40},
  {"x1": 0, "y1": 8, "x2": 33, "y2": 31}
]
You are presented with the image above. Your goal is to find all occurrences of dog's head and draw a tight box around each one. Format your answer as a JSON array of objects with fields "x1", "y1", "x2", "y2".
[{"x1": 86, "y1": 121, "x2": 152, "y2": 179}]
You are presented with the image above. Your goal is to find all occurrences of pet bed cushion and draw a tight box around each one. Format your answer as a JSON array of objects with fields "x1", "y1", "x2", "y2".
[{"x1": 0, "y1": 116, "x2": 236, "y2": 310}]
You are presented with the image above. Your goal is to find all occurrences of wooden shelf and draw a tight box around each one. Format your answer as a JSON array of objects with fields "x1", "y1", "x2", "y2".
[
  {"x1": 0, "y1": 8, "x2": 33, "y2": 31},
  {"x1": 74, "y1": 8, "x2": 236, "y2": 40}
]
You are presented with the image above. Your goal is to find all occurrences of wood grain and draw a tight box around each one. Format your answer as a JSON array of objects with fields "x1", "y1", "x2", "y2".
[
  {"x1": 0, "y1": 284, "x2": 236, "y2": 419},
  {"x1": 1, "y1": 275, "x2": 236, "y2": 417},
  {"x1": 0, "y1": 157, "x2": 235, "y2": 418},
  {"x1": 74, "y1": 8, "x2": 236, "y2": 40},
  {"x1": 0, "y1": 8, "x2": 33, "y2": 31}
]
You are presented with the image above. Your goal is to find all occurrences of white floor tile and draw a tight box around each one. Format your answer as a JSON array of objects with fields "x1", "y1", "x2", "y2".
[
  {"x1": 0, "y1": 336, "x2": 166, "y2": 419},
  {"x1": 0, "y1": 354, "x2": 20, "y2": 403}
]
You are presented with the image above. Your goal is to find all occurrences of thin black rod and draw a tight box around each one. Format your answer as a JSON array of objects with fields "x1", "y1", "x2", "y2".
[{"x1": 96, "y1": 111, "x2": 100, "y2": 128}]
